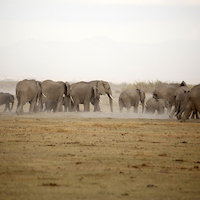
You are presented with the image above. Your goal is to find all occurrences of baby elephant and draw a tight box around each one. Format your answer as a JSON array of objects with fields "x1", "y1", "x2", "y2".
[
  {"x1": 146, "y1": 98, "x2": 169, "y2": 114},
  {"x1": 0, "y1": 92, "x2": 14, "y2": 112}
]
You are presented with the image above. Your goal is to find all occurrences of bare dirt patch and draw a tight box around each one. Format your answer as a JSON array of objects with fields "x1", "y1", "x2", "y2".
[{"x1": 0, "y1": 112, "x2": 200, "y2": 200}]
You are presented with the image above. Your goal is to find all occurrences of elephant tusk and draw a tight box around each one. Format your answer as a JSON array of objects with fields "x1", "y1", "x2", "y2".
[
  {"x1": 70, "y1": 96, "x2": 74, "y2": 103},
  {"x1": 99, "y1": 98, "x2": 102, "y2": 103},
  {"x1": 42, "y1": 93, "x2": 47, "y2": 98},
  {"x1": 110, "y1": 94, "x2": 117, "y2": 103},
  {"x1": 110, "y1": 94, "x2": 117, "y2": 102}
]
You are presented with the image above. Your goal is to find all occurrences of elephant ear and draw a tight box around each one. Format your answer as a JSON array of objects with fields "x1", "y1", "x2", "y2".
[
  {"x1": 93, "y1": 85, "x2": 100, "y2": 99},
  {"x1": 136, "y1": 88, "x2": 140, "y2": 92},
  {"x1": 98, "y1": 81, "x2": 106, "y2": 95},
  {"x1": 180, "y1": 81, "x2": 187, "y2": 87},
  {"x1": 136, "y1": 88, "x2": 141, "y2": 96}
]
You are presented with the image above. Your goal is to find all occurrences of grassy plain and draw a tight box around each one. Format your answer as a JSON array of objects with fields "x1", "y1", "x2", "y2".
[{"x1": 0, "y1": 81, "x2": 200, "y2": 200}]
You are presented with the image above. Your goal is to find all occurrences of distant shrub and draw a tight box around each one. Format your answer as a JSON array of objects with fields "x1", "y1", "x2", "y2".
[
  {"x1": 119, "y1": 80, "x2": 168, "y2": 93},
  {"x1": 0, "y1": 81, "x2": 18, "y2": 89}
]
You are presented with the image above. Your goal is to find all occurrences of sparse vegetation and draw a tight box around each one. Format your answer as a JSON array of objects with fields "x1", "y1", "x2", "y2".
[
  {"x1": 110, "y1": 80, "x2": 195, "y2": 94},
  {"x1": 117, "y1": 80, "x2": 167, "y2": 93}
]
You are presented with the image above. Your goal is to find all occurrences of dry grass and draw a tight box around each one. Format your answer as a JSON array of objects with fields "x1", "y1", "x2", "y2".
[{"x1": 0, "y1": 113, "x2": 200, "y2": 200}]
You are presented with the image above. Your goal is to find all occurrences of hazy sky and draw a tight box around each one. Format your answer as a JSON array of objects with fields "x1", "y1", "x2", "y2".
[
  {"x1": 1, "y1": 0, "x2": 200, "y2": 45},
  {"x1": 0, "y1": 0, "x2": 200, "y2": 84}
]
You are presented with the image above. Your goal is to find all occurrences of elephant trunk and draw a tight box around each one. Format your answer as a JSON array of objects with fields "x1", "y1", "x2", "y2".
[
  {"x1": 65, "y1": 82, "x2": 70, "y2": 97},
  {"x1": 108, "y1": 94, "x2": 113, "y2": 112},
  {"x1": 141, "y1": 102, "x2": 145, "y2": 113}
]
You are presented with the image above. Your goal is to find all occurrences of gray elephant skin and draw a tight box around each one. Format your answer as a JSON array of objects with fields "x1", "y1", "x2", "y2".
[
  {"x1": 39, "y1": 80, "x2": 70, "y2": 112},
  {"x1": 0, "y1": 92, "x2": 14, "y2": 112},
  {"x1": 88, "y1": 80, "x2": 114, "y2": 112},
  {"x1": 16, "y1": 79, "x2": 42, "y2": 115},
  {"x1": 119, "y1": 89, "x2": 145, "y2": 113},
  {"x1": 179, "y1": 84, "x2": 200, "y2": 121},
  {"x1": 169, "y1": 86, "x2": 190, "y2": 119},
  {"x1": 70, "y1": 81, "x2": 100, "y2": 112},
  {"x1": 146, "y1": 98, "x2": 169, "y2": 114},
  {"x1": 63, "y1": 96, "x2": 71, "y2": 112},
  {"x1": 44, "y1": 101, "x2": 57, "y2": 113},
  {"x1": 153, "y1": 81, "x2": 187, "y2": 113}
]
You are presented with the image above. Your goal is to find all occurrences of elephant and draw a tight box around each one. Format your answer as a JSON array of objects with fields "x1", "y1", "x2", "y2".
[
  {"x1": 87, "y1": 80, "x2": 114, "y2": 112},
  {"x1": 153, "y1": 81, "x2": 187, "y2": 113},
  {"x1": 0, "y1": 92, "x2": 14, "y2": 112},
  {"x1": 169, "y1": 86, "x2": 190, "y2": 119},
  {"x1": 16, "y1": 79, "x2": 42, "y2": 115},
  {"x1": 63, "y1": 96, "x2": 71, "y2": 112},
  {"x1": 179, "y1": 84, "x2": 200, "y2": 122},
  {"x1": 145, "y1": 98, "x2": 170, "y2": 114},
  {"x1": 70, "y1": 81, "x2": 100, "y2": 112},
  {"x1": 44, "y1": 101, "x2": 57, "y2": 113},
  {"x1": 39, "y1": 80, "x2": 70, "y2": 112},
  {"x1": 119, "y1": 89, "x2": 145, "y2": 113}
]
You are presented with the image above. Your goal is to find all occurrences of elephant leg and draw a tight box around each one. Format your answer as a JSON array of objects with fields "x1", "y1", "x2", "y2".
[
  {"x1": 181, "y1": 103, "x2": 192, "y2": 122},
  {"x1": 29, "y1": 102, "x2": 36, "y2": 113},
  {"x1": 72, "y1": 102, "x2": 78, "y2": 112},
  {"x1": 196, "y1": 112, "x2": 199, "y2": 119},
  {"x1": 3, "y1": 105, "x2": 7, "y2": 112},
  {"x1": 7, "y1": 103, "x2": 11, "y2": 112},
  {"x1": 40, "y1": 103, "x2": 44, "y2": 112},
  {"x1": 191, "y1": 111, "x2": 195, "y2": 119},
  {"x1": 158, "y1": 106, "x2": 164, "y2": 114},
  {"x1": 16, "y1": 96, "x2": 26, "y2": 115},
  {"x1": 119, "y1": 100, "x2": 123, "y2": 113},
  {"x1": 93, "y1": 104, "x2": 99, "y2": 112},
  {"x1": 16, "y1": 103, "x2": 24, "y2": 115},
  {"x1": 127, "y1": 106, "x2": 131, "y2": 113},
  {"x1": 134, "y1": 107, "x2": 138, "y2": 113},
  {"x1": 4, "y1": 102, "x2": 11, "y2": 112},
  {"x1": 167, "y1": 105, "x2": 172, "y2": 114},
  {"x1": 141, "y1": 103, "x2": 145, "y2": 113},
  {"x1": 3, "y1": 104, "x2": 8, "y2": 112},
  {"x1": 94, "y1": 98, "x2": 101, "y2": 112},
  {"x1": 29, "y1": 96, "x2": 37, "y2": 113},
  {"x1": 148, "y1": 107, "x2": 153, "y2": 114},
  {"x1": 134, "y1": 105, "x2": 138, "y2": 113},
  {"x1": 145, "y1": 106, "x2": 148, "y2": 113},
  {"x1": 94, "y1": 103, "x2": 101, "y2": 112},
  {"x1": 169, "y1": 108, "x2": 175, "y2": 118},
  {"x1": 84, "y1": 101, "x2": 90, "y2": 112},
  {"x1": 56, "y1": 100, "x2": 63, "y2": 112}
]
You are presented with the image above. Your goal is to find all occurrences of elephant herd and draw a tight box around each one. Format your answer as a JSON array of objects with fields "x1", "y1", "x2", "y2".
[
  {"x1": 14, "y1": 79, "x2": 114, "y2": 115},
  {"x1": 0, "y1": 79, "x2": 200, "y2": 122}
]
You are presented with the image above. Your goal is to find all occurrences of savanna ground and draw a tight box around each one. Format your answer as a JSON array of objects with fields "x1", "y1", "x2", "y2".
[{"x1": 0, "y1": 81, "x2": 200, "y2": 200}]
